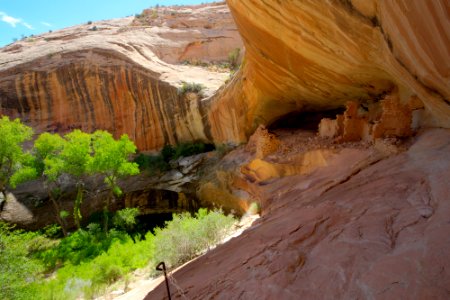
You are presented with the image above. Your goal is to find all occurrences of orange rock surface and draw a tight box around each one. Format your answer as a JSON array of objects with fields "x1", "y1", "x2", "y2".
[
  {"x1": 318, "y1": 94, "x2": 414, "y2": 142},
  {"x1": 0, "y1": 3, "x2": 242, "y2": 150},
  {"x1": 147, "y1": 129, "x2": 450, "y2": 299},
  {"x1": 245, "y1": 125, "x2": 280, "y2": 159},
  {"x1": 208, "y1": 0, "x2": 450, "y2": 143},
  {"x1": 2, "y1": 1, "x2": 447, "y2": 150}
]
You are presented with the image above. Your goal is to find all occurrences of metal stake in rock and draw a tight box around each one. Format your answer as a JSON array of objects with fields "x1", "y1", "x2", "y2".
[{"x1": 156, "y1": 262, "x2": 171, "y2": 300}]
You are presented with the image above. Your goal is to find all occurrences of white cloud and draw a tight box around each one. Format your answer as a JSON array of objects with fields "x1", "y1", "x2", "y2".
[
  {"x1": 0, "y1": 11, "x2": 21, "y2": 27},
  {"x1": 41, "y1": 21, "x2": 52, "y2": 27},
  {"x1": 0, "y1": 11, "x2": 34, "y2": 30},
  {"x1": 23, "y1": 22, "x2": 34, "y2": 30}
]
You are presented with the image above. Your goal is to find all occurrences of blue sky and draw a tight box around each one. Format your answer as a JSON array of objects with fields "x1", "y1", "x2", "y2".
[{"x1": 0, "y1": 0, "x2": 217, "y2": 47}]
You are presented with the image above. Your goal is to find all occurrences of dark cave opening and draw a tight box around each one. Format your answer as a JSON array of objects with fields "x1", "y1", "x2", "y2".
[
  {"x1": 120, "y1": 188, "x2": 200, "y2": 235},
  {"x1": 86, "y1": 188, "x2": 200, "y2": 236},
  {"x1": 135, "y1": 213, "x2": 173, "y2": 233},
  {"x1": 267, "y1": 108, "x2": 345, "y2": 131}
]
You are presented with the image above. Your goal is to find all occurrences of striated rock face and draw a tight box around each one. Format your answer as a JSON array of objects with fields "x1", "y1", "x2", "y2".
[
  {"x1": 208, "y1": 0, "x2": 450, "y2": 143},
  {"x1": 147, "y1": 129, "x2": 450, "y2": 299},
  {"x1": 0, "y1": 2, "x2": 243, "y2": 150},
  {"x1": 132, "y1": 2, "x2": 243, "y2": 64},
  {"x1": 3, "y1": 1, "x2": 446, "y2": 149}
]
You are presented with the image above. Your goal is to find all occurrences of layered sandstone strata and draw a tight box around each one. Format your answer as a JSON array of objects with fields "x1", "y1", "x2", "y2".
[
  {"x1": 2, "y1": 1, "x2": 447, "y2": 150},
  {"x1": 0, "y1": 2, "x2": 242, "y2": 150},
  {"x1": 208, "y1": 0, "x2": 450, "y2": 143}
]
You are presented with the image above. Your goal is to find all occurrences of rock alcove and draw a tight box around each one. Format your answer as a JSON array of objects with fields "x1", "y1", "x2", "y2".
[{"x1": 267, "y1": 108, "x2": 346, "y2": 132}]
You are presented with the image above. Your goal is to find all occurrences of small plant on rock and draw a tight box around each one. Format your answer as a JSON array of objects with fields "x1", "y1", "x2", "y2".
[
  {"x1": 228, "y1": 48, "x2": 241, "y2": 70},
  {"x1": 177, "y1": 81, "x2": 205, "y2": 97}
]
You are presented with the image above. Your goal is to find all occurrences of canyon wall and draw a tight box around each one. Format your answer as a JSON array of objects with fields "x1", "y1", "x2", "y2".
[
  {"x1": 208, "y1": 0, "x2": 450, "y2": 143},
  {"x1": 0, "y1": 2, "x2": 242, "y2": 150},
  {"x1": 1, "y1": 1, "x2": 448, "y2": 150}
]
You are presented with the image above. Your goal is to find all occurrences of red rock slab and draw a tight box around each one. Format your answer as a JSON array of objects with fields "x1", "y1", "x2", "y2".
[{"x1": 145, "y1": 129, "x2": 450, "y2": 299}]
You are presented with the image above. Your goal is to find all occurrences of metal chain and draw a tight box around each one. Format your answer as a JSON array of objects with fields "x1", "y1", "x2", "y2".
[{"x1": 167, "y1": 271, "x2": 189, "y2": 300}]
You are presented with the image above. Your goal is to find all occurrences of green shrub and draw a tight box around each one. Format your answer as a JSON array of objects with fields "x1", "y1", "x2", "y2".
[
  {"x1": 161, "y1": 145, "x2": 176, "y2": 162},
  {"x1": 38, "y1": 227, "x2": 128, "y2": 269},
  {"x1": 113, "y1": 208, "x2": 140, "y2": 234},
  {"x1": 177, "y1": 81, "x2": 205, "y2": 97},
  {"x1": 228, "y1": 48, "x2": 241, "y2": 70},
  {"x1": 134, "y1": 153, "x2": 169, "y2": 173},
  {"x1": 195, "y1": 209, "x2": 236, "y2": 249},
  {"x1": 134, "y1": 142, "x2": 215, "y2": 172},
  {"x1": 41, "y1": 223, "x2": 63, "y2": 238},
  {"x1": 173, "y1": 142, "x2": 206, "y2": 159},
  {"x1": 161, "y1": 142, "x2": 215, "y2": 162},
  {"x1": 153, "y1": 208, "x2": 235, "y2": 268},
  {"x1": 0, "y1": 223, "x2": 44, "y2": 300},
  {"x1": 36, "y1": 230, "x2": 155, "y2": 299}
]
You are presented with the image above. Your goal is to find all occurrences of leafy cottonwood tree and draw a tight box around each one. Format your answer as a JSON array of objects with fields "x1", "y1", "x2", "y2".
[
  {"x1": 33, "y1": 132, "x2": 69, "y2": 236},
  {"x1": 0, "y1": 116, "x2": 36, "y2": 210},
  {"x1": 60, "y1": 130, "x2": 92, "y2": 229},
  {"x1": 90, "y1": 131, "x2": 139, "y2": 232}
]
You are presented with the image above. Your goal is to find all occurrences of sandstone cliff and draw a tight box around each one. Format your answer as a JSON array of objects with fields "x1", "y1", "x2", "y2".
[
  {"x1": 2, "y1": 1, "x2": 447, "y2": 150},
  {"x1": 144, "y1": 1, "x2": 450, "y2": 298},
  {"x1": 0, "y1": 2, "x2": 242, "y2": 150},
  {"x1": 208, "y1": 0, "x2": 450, "y2": 143}
]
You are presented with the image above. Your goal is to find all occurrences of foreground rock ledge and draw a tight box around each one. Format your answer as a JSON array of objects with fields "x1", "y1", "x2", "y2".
[{"x1": 146, "y1": 129, "x2": 450, "y2": 299}]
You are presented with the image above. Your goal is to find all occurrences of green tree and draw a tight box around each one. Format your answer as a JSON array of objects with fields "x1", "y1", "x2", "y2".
[
  {"x1": 60, "y1": 130, "x2": 92, "y2": 229},
  {"x1": 90, "y1": 131, "x2": 139, "y2": 232},
  {"x1": 0, "y1": 116, "x2": 36, "y2": 210},
  {"x1": 33, "y1": 132, "x2": 69, "y2": 236}
]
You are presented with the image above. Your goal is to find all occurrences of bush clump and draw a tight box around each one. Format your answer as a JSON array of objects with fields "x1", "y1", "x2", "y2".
[
  {"x1": 134, "y1": 142, "x2": 215, "y2": 173},
  {"x1": 177, "y1": 81, "x2": 205, "y2": 97},
  {"x1": 0, "y1": 223, "x2": 46, "y2": 300},
  {"x1": 134, "y1": 153, "x2": 169, "y2": 174},
  {"x1": 228, "y1": 48, "x2": 241, "y2": 70},
  {"x1": 161, "y1": 142, "x2": 215, "y2": 162},
  {"x1": 153, "y1": 208, "x2": 235, "y2": 268}
]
